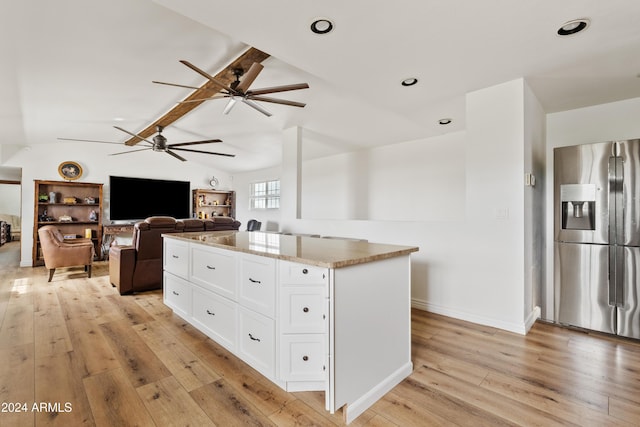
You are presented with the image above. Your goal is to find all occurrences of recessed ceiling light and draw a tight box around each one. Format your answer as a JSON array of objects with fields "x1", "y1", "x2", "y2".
[
  {"x1": 438, "y1": 118, "x2": 452, "y2": 125},
  {"x1": 310, "y1": 18, "x2": 334, "y2": 34},
  {"x1": 557, "y1": 18, "x2": 590, "y2": 36},
  {"x1": 401, "y1": 78, "x2": 418, "y2": 87}
]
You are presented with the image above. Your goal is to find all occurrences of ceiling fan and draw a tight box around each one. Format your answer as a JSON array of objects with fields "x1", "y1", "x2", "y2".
[
  {"x1": 153, "y1": 61, "x2": 309, "y2": 117},
  {"x1": 58, "y1": 125, "x2": 234, "y2": 162}
]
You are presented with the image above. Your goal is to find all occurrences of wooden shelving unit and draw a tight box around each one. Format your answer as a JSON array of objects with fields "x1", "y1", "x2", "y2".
[
  {"x1": 33, "y1": 180, "x2": 103, "y2": 266},
  {"x1": 192, "y1": 189, "x2": 235, "y2": 219}
]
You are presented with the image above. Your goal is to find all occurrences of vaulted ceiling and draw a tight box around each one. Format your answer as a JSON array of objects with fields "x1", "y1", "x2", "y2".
[{"x1": 1, "y1": 0, "x2": 639, "y2": 173}]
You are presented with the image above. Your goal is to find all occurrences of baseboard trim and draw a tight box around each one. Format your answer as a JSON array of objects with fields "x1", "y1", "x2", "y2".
[
  {"x1": 412, "y1": 299, "x2": 541, "y2": 335},
  {"x1": 343, "y1": 361, "x2": 413, "y2": 425}
]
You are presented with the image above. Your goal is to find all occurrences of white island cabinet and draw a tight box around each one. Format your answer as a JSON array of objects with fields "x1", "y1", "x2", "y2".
[{"x1": 162, "y1": 231, "x2": 418, "y2": 424}]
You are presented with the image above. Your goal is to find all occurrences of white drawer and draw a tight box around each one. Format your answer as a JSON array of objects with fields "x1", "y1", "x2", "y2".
[
  {"x1": 163, "y1": 239, "x2": 189, "y2": 279},
  {"x1": 239, "y1": 254, "x2": 276, "y2": 318},
  {"x1": 190, "y1": 245, "x2": 237, "y2": 300},
  {"x1": 280, "y1": 261, "x2": 328, "y2": 286},
  {"x1": 280, "y1": 334, "x2": 326, "y2": 382},
  {"x1": 238, "y1": 307, "x2": 275, "y2": 378},
  {"x1": 192, "y1": 287, "x2": 237, "y2": 352},
  {"x1": 163, "y1": 272, "x2": 191, "y2": 318},
  {"x1": 280, "y1": 287, "x2": 327, "y2": 334}
]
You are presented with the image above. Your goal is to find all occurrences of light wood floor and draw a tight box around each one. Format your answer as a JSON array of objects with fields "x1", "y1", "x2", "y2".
[{"x1": 1, "y1": 240, "x2": 639, "y2": 426}]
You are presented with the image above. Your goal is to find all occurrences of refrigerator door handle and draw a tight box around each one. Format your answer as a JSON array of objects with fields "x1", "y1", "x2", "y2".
[
  {"x1": 609, "y1": 247, "x2": 617, "y2": 307},
  {"x1": 615, "y1": 246, "x2": 624, "y2": 308},
  {"x1": 608, "y1": 154, "x2": 625, "y2": 307}
]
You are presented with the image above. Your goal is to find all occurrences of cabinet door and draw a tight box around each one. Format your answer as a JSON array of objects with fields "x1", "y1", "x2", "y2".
[
  {"x1": 192, "y1": 287, "x2": 237, "y2": 352},
  {"x1": 280, "y1": 287, "x2": 327, "y2": 334},
  {"x1": 239, "y1": 254, "x2": 276, "y2": 318},
  {"x1": 164, "y1": 239, "x2": 189, "y2": 279},
  {"x1": 280, "y1": 335, "x2": 326, "y2": 382},
  {"x1": 280, "y1": 261, "x2": 328, "y2": 287},
  {"x1": 191, "y1": 245, "x2": 237, "y2": 300},
  {"x1": 238, "y1": 307, "x2": 275, "y2": 378},
  {"x1": 163, "y1": 272, "x2": 192, "y2": 319}
]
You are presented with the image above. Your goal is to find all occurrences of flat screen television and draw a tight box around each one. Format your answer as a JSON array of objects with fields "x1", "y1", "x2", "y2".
[{"x1": 109, "y1": 175, "x2": 191, "y2": 221}]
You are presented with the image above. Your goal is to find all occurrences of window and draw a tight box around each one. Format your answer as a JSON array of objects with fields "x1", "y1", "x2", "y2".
[{"x1": 250, "y1": 179, "x2": 280, "y2": 210}]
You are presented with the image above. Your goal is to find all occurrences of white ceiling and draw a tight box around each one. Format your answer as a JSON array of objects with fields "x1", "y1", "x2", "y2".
[{"x1": 1, "y1": 0, "x2": 640, "y2": 173}]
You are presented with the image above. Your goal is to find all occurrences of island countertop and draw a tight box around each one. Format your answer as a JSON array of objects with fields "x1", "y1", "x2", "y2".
[{"x1": 163, "y1": 231, "x2": 419, "y2": 268}]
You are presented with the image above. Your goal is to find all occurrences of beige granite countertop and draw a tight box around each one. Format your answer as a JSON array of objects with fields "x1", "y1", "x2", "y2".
[{"x1": 163, "y1": 231, "x2": 419, "y2": 268}]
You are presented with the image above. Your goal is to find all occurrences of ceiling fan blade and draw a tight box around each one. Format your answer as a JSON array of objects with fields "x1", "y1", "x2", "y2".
[
  {"x1": 241, "y1": 98, "x2": 272, "y2": 117},
  {"x1": 179, "y1": 60, "x2": 238, "y2": 95},
  {"x1": 113, "y1": 126, "x2": 155, "y2": 145},
  {"x1": 171, "y1": 147, "x2": 236, "y2": 157},
  {"x1": 166, "y1": 150, "x2": 188, "y2": 161},
  {"x1": 57, "y1": 137, "x2": 121, "y2": 145},
  {"x1": 235, "y1": 62, "x2": 264, "y2": 93},
  {"x1": 246, "y1": 83, "x2": 309, "y2": 96},
  {"x1": 248, "y1": 96, "x2": 306, "y2": 108},
  {"x1": 152, "y1": 80, "x2": 202, "y2": 90},
  {"x1": 168, "y1": 139, "x2": 222, "y2": 148},
  {"x1": 109, "y1": 148, "x2": 153, "y2": 156},
  {"x1": 178, "y1": 94, "x2": 230, "y2": 104},
  {"x1": 223, "y1": 98, "x2": 238, "y2": 115}
]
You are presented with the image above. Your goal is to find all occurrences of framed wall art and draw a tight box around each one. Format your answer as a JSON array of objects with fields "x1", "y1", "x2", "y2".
[{"x1": 58, "y1": 161, "x2": 83, "y2": 181}]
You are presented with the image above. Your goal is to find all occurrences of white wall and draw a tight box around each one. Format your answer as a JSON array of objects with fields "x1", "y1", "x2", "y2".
[
  {"x1": 234, "y1": 78, "x2": 544, "y2": 334},
  {"x1": 0, "y1": 183, "x2": 21, "y2": 216},
  {"x1": 301, "y1": 133, "x2": 466, "y2": 221},
  {"x1": 6, "y1": 142, "x2": 232, "y2": 266},
  {"x1": 544, "y1": 96, "x2": 640, "y2": 320}
]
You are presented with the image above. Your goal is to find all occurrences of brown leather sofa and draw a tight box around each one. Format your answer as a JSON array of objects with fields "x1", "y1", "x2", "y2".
[
  {"x1": 109, "y1": 216, "x2": 240, "y2": 294},
  {"x1": 38, "y1": 225, "x2": 95, "y2": 282}
]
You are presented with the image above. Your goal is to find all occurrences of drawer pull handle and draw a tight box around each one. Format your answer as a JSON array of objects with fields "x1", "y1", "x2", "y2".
[
  {"x1": 249, "y1": 278, "x2": 261, "y2": 284},
  {"x1": 302, "y1": 268, "x2": 308, "y2": 274},
  {"x1": 172, "y1": 255, "x2": 179, "y2": 258},
  {"x1": 248, "y1": 333, "x2": 261, "y2": 342},
  {"x1": 206, "y1": 309, "x2": 215, "y2": 316},
  {"x1": 172, "y1": 291, "x2": 179, "y2": 296},
  {"x1": 303, "y1": 355, "x2": 309, "y2": 361},
  {"x1": 206, "y1": 265, "x2": 216, "y2": 270},
  {"x1": 303, "y1": 307, "x2": 309, "y2": 313}
]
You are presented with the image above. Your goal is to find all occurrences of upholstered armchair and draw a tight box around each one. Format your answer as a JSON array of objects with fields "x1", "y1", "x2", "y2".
[{"x1": 37, "y1": 225, "x2": 95, "y2": 282}]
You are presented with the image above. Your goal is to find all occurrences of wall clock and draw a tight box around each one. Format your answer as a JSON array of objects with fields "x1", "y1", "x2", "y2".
[
  {"x1": 209, "y1": 176, "x2": 219, "y2": 189},
  {"x1": 58, "y1": 161, "x2": 83, "y2": 181}
]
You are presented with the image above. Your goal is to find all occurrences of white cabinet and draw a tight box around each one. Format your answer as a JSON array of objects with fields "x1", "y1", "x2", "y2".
[
  {"x1": 190, "y1": 244, "x2": 237, "y2": 299},
  {"x1": 163, "y1": 271, "x2": 191, "y2": 319},
  {"x1": 238, "y1": 253, "x2": 276, "y2": 318},
  {"x1": 162, "y1": 234, "x2": 414, "y2": 425},
  {"x1": 280, "y1": 287, "x2": 327, "y2": 334},
  {"x1": 238, "y1": 306, "x2": 275, "y2": 378},
  {"x1": 278, "y1": 260, "x2": 328, "y2": 389},
  {"x1": 192, "y1": 286, "x2": 237, "y2": 352},
  {"x1": 280, "y1": 334, "x2": 326, "y2": 382},
  {"x1": 164, "y1": 239, "x2": 189, "y2": 279}
]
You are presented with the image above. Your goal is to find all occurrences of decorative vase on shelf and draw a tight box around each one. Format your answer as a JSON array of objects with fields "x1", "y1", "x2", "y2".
[{"x1": 49, "y1": 192, "x2": 57, "y2": 203}]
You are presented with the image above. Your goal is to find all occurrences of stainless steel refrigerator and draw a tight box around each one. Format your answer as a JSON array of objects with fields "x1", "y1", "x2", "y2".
[{"x1": 554, "y1": 139, "x2": 640, "y2": 339}]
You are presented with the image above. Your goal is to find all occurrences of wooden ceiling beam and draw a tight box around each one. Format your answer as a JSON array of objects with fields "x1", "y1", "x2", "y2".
[{"x1": 125, "y1": 47, "x2": 270, "y2": 146}]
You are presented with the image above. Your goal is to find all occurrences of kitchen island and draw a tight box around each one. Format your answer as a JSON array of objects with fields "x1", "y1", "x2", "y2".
[{"x1": 162, "y1": 231, "x2": 418, "y2": 423}]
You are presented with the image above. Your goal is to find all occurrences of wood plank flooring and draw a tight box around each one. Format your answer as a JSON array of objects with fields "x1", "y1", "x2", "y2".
[{"x1": 1, "y1": 240, "x2": 639, "y2": 426}]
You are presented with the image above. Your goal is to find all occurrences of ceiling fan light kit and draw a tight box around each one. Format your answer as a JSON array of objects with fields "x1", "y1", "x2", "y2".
[{"x1": 170, "y1": 59, "x2": 309, "y2": 118}]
